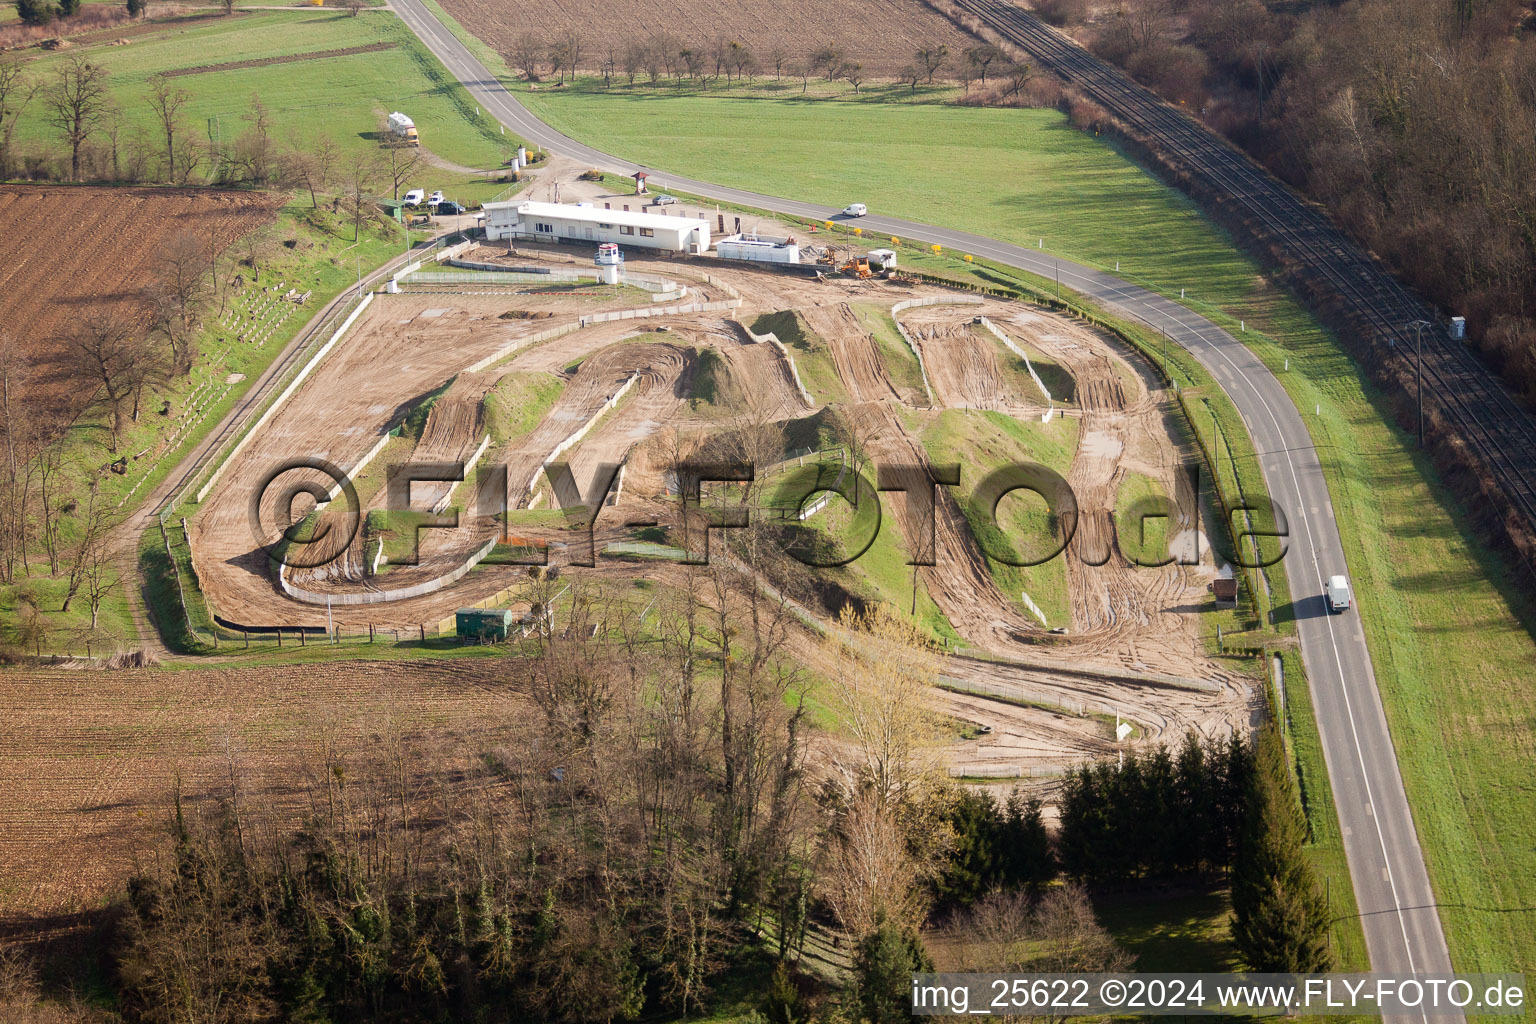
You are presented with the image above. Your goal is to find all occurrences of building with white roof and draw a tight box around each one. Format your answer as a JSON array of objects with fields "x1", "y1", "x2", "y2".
[{"x1": 482, "y1": 200, "x2": 710, "y2": 254}]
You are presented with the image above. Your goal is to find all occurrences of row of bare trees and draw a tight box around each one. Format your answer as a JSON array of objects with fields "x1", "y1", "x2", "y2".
[
  {"x1": 0, "y1": 216, "x2": 267, "y2": 649},
  {"x1": 1057, "y1": 0, "x2": 1536, "y2": 406},
  {"x1": 502, "y1": 30, "x2": 1032, "y2": 101},
  {"x1": 0, "y1": 53, "x2": 399, "y2": 204}
]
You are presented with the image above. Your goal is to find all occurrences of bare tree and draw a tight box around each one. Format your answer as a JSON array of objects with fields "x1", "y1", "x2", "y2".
[
  {"x1": 145, "y1": 74, "x2": 189, "y2": 182},
  {"x1": 825, "y1": 788, "x2": 928, "y2": 937},
  {"x1": 220, "y1": 0, "x2": 235, "y2": 15},
  {"x1": 283, "y1": 144, "x2": 322, "y2": 208},
  {"x1": 641, "y1": 37, "x2": 665, "y2": 85},
  {"x1": 768, "y1": 44, "x2": 788, "y2": 80},
  {"x1": 340, "y1": 152, "x2": 382, "y2": 242},
  {"x1": 60, "y1": 481, "x2": 111, "y2": 615},
  {"x1": 823, "y1": 605, "x2": 944, "y2": 809},
  {"x1": 511, "y1": 31, "x2": 544, "y2": 81},
  {"x1": 241, "y1": 93, "x2": 274, "y2": 182},
  {"x1": 842, "y1": 61, "x2": 865, "y2": 94},
  {"x1": 1001, "y1": 61, "x2": 1033, "y2": 102},
  {"x1": 946, "y1": 885, "x2": 1134, "y2": 995},
  {"x1": 381, "y1": 124, "x2": 421, "y2": 201},
  {"x1": 810, "y1": 42, "x2": 845, "y2": 81},
  {"x1": 561, "y1": 28, "x2": 583, "y2": 81},
  {"x1": 311, "y1": 133, "x2": 339, "y2": 201},
  {"x1": 79, "y1": 522, "x2": 117, "y2": 630},
  {"x1": 46, "y1": 55, "x2": 109, "y2": 181},
  {"x1": 148, "y1": 234, "x2": 212, "y2": 375},
  {"x1": 0, "y1": 57, "x2": 38, "y2": 179},
  {"x1": 899, "y1": 64, "x2": 923, "y2": 97},
  {"x1": 341, "y1": 0, "x2": 364, "y2": 15},
  {"x1": 100, "y1": 102, "x2": 130, "y2": 180},
  {"x1": 965, "y1": 43, "x2": 1001, "y2": 83},
  {"x1": 621, "y1": 41, "x2": 643, "y2": 85},
  {"x1": 917, "y1": 43, "x2": 948, "y2": 83},
  {"x1": 62, "y1": 312, "x2": 164, "y2": 450},
  {"x1": 548, "y1": 29, "x2": 582, "y2": 83},
  {"x1": 172, "y1": 132, "x2": 204, "y2": 184},
  {"x1": 729, "y1": 41, "x2": 756, "y2": 82},
  {"x1": 956, "y1": 59, "x2": 977, "y2": 96}
]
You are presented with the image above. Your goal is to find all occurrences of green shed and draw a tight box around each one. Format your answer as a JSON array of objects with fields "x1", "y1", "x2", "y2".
[{"x1": 456, "y1": 607, "x2": 513, "y2": 643}]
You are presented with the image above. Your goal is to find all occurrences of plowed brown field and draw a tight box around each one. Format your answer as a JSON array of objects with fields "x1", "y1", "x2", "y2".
[
  {"x1": 0, "y1": 185, "x2": 283, "y2": 417},
  {"x1": 439, "y1": 0, "x2": 977, "y2": 78},
  {"x1": 0, "y1": 661, "x2": 527, "y2": 929}
]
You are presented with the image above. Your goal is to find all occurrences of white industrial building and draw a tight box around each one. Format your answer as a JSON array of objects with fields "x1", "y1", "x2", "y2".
[
  {"x1": 482, "y1": 200, "x2": 710, "y2": 253},
  {"x1": 715, "y1": 232, "x2": 801, "y2": 264}
]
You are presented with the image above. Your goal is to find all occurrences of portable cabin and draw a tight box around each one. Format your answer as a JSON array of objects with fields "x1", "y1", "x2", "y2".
[{"x1": 456, "y1": 607, "x2": 513, "y2": 643}]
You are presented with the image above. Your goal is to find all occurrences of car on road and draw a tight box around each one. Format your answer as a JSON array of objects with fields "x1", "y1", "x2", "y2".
[
  {"x1": 653, "y1": 194, "x2": 679, "y2": 205},
  {"x1": 1326, "y1": 574, "x2": 1352, "y2": 613},
  {"x1": 433, "y1": 200, "x2": 465, "y2": 216},
  {"x1": 842, "y1": 202, "x2": 868, "y2": 218},
  {"x1": 403, "y1": 188, "x2": 426, "y2": 206}
]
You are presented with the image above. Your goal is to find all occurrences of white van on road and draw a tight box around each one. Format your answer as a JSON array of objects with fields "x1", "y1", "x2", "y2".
[
  {"x1": 1326, "y1": 574, "x2": 1352, "y2": 613},
  {"x1": 841, "y1": 203, "x2": 868, "y2": 218}
]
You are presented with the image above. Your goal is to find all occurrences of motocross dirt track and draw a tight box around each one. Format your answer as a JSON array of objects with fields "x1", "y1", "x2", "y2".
[{"x1": 182, "y1": 248, "x2": 1253, "y2": 771}]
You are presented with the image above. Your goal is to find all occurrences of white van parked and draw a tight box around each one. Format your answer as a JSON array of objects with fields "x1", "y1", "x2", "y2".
[
  {"x1": 403, "y1": 188, "x2": 426, "y2": 206},
  {"x1": 841, "y1": 203, "x2": 868, "y2": 218},
  {"x1": 1326, "y1": 574, "x2": 1352, "y2": 613}
]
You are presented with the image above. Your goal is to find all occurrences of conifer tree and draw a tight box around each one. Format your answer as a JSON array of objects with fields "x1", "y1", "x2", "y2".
[{"x1": 1231, "y1": 726, "x2": 1334, "y2": 972}]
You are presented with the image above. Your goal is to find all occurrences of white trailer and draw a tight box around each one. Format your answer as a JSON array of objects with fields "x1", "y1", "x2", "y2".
[
  {"x1": 387, "y1": 111, "x2": 419, "y2": 146},
  {"x1": 715, "y1": 232, "x2": 801, "y2": 264},
  {"x1": 481, "y1": 200, "x2": 710, "y2": 254}
]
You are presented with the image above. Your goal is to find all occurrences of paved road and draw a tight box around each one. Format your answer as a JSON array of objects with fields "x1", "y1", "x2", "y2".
[{"x1": 391, "y1": 0, "x2": 1456, "y2": 998}]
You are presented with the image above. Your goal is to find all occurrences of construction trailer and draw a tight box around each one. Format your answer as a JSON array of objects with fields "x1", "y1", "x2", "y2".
[
  {"x1": 456, "y1": 607, "x2": 513, "y2": 643},
  {"x1": 866, "y1": 248, "x2": 898, "y2": 272},
  {"x1": 1212, "y1": 564, "x2": 1238, "y2": 603},
  {"x1": 715, "y1": 232, "x2": 802, "y2": 264},
  {"x1": 387, "y1": 111, "x2": 419, "y2": 146},
  {"x1": 481, "y1": 200, "x2": 710, "y2": 254}
]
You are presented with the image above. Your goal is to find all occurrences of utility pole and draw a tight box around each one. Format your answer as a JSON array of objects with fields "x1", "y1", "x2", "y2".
[{"x1": 1408, "y1": 320, "x2": 1432, "y2": 448}]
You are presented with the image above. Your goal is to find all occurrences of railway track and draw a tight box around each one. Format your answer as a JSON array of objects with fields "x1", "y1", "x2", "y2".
[{"x1": 954, "y1": 0, "x2": 1536, "y2": 563}]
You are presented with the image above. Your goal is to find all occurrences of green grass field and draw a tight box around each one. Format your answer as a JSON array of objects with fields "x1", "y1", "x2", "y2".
[{"x1": 513, "y1": 82, "x2": 1249, "y2": 296}]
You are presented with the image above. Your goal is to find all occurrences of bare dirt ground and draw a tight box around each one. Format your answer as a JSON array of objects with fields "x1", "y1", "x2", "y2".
[
  {"x1": 801, "y1": 303, "x2": 906, "y2": 404},
  {"x1": 0, "y1": 185, "x2": 283, "y2": 419},
  {"x1": 0, "y1": 660, "x2": 527, "y2": 928},
  {"x1": 437, "y1": 0, "x2": 977, "y2": 79}
]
